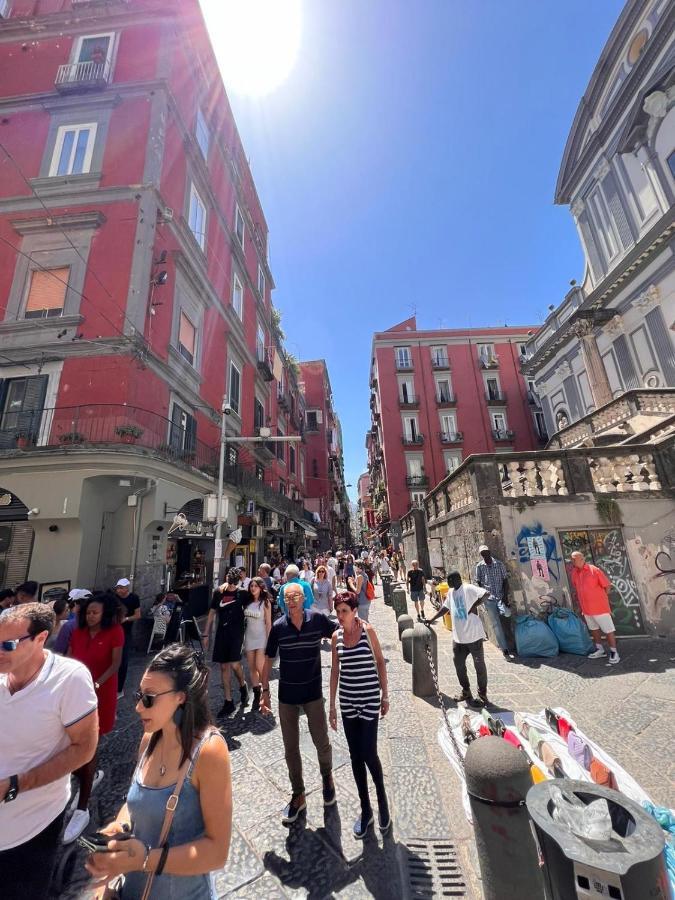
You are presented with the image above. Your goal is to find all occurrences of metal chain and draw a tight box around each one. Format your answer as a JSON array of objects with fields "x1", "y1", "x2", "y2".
[{"x1": 424, "y1": 639, "x2": 466, "y2": 772}]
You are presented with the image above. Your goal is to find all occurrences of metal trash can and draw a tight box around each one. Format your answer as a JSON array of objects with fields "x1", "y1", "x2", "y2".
[{"x1": 526, "y1": 780, "x2": 669, "y2": 900}]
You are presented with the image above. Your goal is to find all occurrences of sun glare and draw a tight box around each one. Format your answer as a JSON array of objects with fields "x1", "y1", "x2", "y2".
[{"x1": 201, "y1": 0, "x2": 302, "y2": 98}]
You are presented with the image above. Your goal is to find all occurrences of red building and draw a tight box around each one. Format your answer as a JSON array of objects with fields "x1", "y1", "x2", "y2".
[
  {"x1": 357, "y1": 472, "x2": 375, "y2": 543},
  {"x1": 367, "y1": 317, "x2": 546, "y2": 542},
  {"x1": 0, "y1": 0, "x2": 316, "y2": 598},
  {"x1": 298, "y1": 361, "x2": 350, "y2": 550}
]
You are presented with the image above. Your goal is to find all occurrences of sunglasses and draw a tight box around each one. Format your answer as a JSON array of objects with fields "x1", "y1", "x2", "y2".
[
  {"x1": 134, "y1": 688, "x2": 175, "y2": 709},
  {"x1": 1, "y1": 634, "x2": 34, "y2": 652}
]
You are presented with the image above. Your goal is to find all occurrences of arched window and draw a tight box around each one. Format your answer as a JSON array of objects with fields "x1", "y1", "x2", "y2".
[{"x1": 555, "y1": 409, "x2": 570, "y2": 430}]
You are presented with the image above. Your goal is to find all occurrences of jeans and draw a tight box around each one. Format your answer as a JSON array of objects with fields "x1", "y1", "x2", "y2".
[
  {"x1": 0, "y1": 809, "x2": 66, "y2": 900},
  {"x1": 342, "y1": 715, "x2": 388, "y2": 818},
  {"x1": 278, "y1": 697, "x2": 332, "y2": 796},
  {"x1": 453, "y1": 639, "x2": 488, "y2": 696},
  {"x1": 483, "y1": 598, "x2": 509, "y2": 651}
]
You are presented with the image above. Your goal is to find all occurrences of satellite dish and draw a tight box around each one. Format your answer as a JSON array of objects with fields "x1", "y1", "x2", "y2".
[{"x1": 167, "y1": 513, "x2": 188, "y2": 536}]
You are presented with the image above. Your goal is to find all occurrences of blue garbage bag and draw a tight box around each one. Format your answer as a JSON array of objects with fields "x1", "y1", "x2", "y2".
[
  {"x1": 514, "y1": 614, "x2": 559, "y2": 658},
  {"x1": 547, "y1": 607, "x2": 594, "y2": 656},
  {"x1": 643, "y1": 803, "x2": 675, "y2": 897}
]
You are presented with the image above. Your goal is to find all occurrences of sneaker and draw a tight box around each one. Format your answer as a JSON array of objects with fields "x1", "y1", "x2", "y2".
[
  {"x1": 588, "y1": 648, "x2": 607, "y2": 659},
  {"x1": 239, "y1": 684, "x2": 249, "y2": 707},
  {"x1": 218, "y1": 699, "x2": 235, "y2": 718},
  {"x1": 353, "y1": 812, "x2": 374, "y2": 839},
  {"x1": 281, "y1": 794, "x2": 306, "y2": 824},
  {"x1": 453, "y1": 689, "x2": 473, "y2": 704},
  {"x1": 608, "y1": 651, "x2": 621, "y2": 666},
  {"x1": 63, "y1": 808, "x2": 90, "y2": 844},
  {"x1": 322, "y1": 774, "x2": 337, "y2": 806},
  {"x1": 378, "y1": 807, "x2": 392, "y2": 834},
  {"x1": 475, "y1": 692, "x2": 490, "y2": 708},
  {"x1": 503, "y1": 650, "x2": 516, "y2": 660}
]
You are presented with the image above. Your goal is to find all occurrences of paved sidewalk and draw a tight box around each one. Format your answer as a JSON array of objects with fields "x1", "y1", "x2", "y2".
[{"x1": 52, "y1": 588, "x2": 481, "y2": 899}]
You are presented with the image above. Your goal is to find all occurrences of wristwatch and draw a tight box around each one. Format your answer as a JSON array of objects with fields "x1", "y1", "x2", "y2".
[{"x1": 4, "y1": 774, "x2": 19, "y2": 803}]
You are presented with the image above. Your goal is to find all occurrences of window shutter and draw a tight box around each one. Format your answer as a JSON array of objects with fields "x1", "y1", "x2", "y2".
[
  {"x1": 645, "y1": 307, "x2": 675, "y2": 387},
  {"x1": 25, "y1": 268, "x2": 69, "y2": 318},
  {"x1": 612, "y1": 335, "x2": 639, "y2": 390},
  {"x1": 186, "y1": 414, "x2": 197, "y2": 453},
  {"x1": 577, "y1": 211, "x2": 603, "y2": 282}
]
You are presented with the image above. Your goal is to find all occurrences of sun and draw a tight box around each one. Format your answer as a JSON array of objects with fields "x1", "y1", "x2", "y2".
[{"x1": 200, "y1": 0, "x2": 302, "y2": 98}]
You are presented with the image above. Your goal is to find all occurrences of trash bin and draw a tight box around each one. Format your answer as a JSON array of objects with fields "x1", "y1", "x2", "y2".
[{"x1": 526, "y1": 779, "x2": 669, "y2": 900}]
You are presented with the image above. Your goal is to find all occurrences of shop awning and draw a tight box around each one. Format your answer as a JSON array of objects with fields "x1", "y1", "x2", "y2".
[{"x1": 295, "y1": 520, "x2": 318, "y2": 539}]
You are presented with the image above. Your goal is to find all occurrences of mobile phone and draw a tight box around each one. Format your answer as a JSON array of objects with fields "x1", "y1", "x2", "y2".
[{"x1": 77, "y1": 831, "x2": 135, "y2": 853}]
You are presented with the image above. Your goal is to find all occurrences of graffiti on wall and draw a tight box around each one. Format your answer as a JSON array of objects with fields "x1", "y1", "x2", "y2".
[
  {"x1": 512, "y1": 522, "x2": 566, "y2": 615},
  {"x1": 516, "y1": 523, "x2": 563, "y2": 582},
  {"x1": 626, "y1": 526, "x2": 675, "y2": 629}
]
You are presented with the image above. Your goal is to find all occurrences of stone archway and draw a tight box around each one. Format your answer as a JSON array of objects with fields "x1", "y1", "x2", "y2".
[{"x1": 0, "y1": 488, "x2": 34, "y2": 588}]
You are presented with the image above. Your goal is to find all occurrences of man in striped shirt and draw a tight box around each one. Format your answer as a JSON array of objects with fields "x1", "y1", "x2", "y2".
[{"x1": 261, "y1": 583, "x2": 337, "y2": 824}]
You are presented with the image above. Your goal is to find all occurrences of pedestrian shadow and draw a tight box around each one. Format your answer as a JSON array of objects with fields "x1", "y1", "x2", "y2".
[{"x1": 512, "y1": 634, "x2": 675, "y2": 678}]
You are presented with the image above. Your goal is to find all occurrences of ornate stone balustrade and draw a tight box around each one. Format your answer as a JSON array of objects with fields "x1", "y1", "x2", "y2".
[
  {"x1": 559, "y1": 423, "x2": 592, "y2": 449},
  {"x1": 501, "y1": 458, "x2": 568, "y2": 498},
  {"x1": 591, "y1": 399, "x2": 631, "y2": 432},
  {"x1": 445, "y1": 471, "x2": 474, "y2": 511},
  {"x1": 588, "y1": 453, "x2": 662, "y2": 492},
  {"x1": 636, "y1": 392, "x2": 675, "y2": 416}
]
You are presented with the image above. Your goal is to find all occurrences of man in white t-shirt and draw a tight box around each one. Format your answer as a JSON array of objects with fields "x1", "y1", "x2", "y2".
[
  {"x1": 0, "y1": 603, "x2": 98, "y2": 900},
  {"x1": 425, "y1": 571, "x2": 490, "y2": 707}
]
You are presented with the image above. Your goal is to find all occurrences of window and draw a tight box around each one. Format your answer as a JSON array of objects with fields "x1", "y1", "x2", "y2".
[
  {"x1": 403, "y1": 416, "x2": 419, "y2": 441},
  {"x1": 300, "y1": 455, "x2": 305, "y2": 484},
  {"x1": 188, "y1": 184, "x2": 207, "y2": 251},
  {"x1": 253, "y1": 398, "x2": 264, "y2": 430},
  {"x1": 399, "y1": 378, "x2": 414, "y2": 402},
  {"x1": 436, "y1": 378, "x2": 452, "y2": 402},
  {"x1": 49, "y1": 124, "x2": 97, "y2": 177},
  {"x1": 518, "y1": 343, "x2": 528, "y2": 358},
  {"x1": 411, "y1": 491, "x2": 425, "y2": 508},
  {"x1": 444, "y1": 452, "x2": 461, "y2": 473},
  {"x1": 395, "y1": 346, "x2": 411, "y2": 369},
  {"x1": 169, "y1": 402, "x2": 196, "y2": 453},
  {"x1": 440, "y1": 413, "x2": 456, "y2": 437},
  {"x1": 24, "y1": 267, "x2": 69, "y2": 319},
  {"x1": 486, "y1": 377, "x2": 501, "y2": 400},
  {"x1": 406, "y1": 455, "x2": 423, "y2": 476},
  {"x1": 195, "y1": 109, "x2": 209, "y2": 160},
  {"x1": 431, "y1": 346, "x2": 449, "y2": 367},
  {"x1": 289, "y1": 444, "x2": 296, "y2": 474},
  {"x1": 75, "y1": 34, "x2": 113, "y2": 66},
  {"x1": 533, "y1": 411, "x2": 548, "y2": 441},
  {"x1": 277, "y1": 419, "x2": 285, "y2": 462},
  {"x1": 492, "y1": 412, "x2": 507, "y2": 433},
  {"x1": 257, "y1": 264, "x2": 265, "y2": 298},
  {"x1": 256, "y1": 322, "x2": 265, "y2": 362},
  {"x1": 227, "y1": 445, "x2": 238, "y2": 466},
  {"x1": 178, "y1": 311, "x2": 196, "y2": 365},
  {"x1": 587, "y1": 186, "x2": 618, "y2": 262},
  {"x1": 228, "y1": 362, "x2": 241, "y2": 414},
  {"x1": 306, "y1": 410, "x2": 318, "y2": 430},
  {"x1": 255, "y1": 464, "x2": 265, "y2": 481},
  {"x1": 0, "y1": 375, "x2": 48, "y2": 441},
  {"x1": 279, "y1": 479, "x2": 286, "y2": 495},
  {"x1": 478, "y1": 343, "x2": 496, "y2": 366},
  {"x1": 235, "y1": 204, "x2": 245, "y2": 247},
  {"x1": 232, "y1": 272, "x2": 243, "y2": 319}
]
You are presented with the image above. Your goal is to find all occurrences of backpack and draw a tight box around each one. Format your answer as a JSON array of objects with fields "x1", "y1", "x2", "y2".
[{"x1": 365, "y1": 576, "x2": 375, "y2": 601}]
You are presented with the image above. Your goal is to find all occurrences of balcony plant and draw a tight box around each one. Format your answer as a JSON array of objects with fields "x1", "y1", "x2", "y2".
[
  {"x1": 59, "y1": 431, "x2": 85, "y2": 445},
  {"x1": 115, "y1": 424, "x2": 144, "y2": 444}
]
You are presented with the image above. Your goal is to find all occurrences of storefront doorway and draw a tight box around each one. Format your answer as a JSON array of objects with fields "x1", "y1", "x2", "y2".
[{"x1": 0, "y1": 489, "x2": 34, "y2": 588}]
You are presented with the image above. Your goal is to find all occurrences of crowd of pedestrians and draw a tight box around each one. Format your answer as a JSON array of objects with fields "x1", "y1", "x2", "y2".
[{"x1": 0, "y1": 542, "x2": 621, "y2": 898}]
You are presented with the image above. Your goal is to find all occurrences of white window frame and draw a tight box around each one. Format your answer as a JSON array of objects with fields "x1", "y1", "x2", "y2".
[
  {"x1": 195, "y1": 108, "x2": 210, "y2": 160},
  {"x1": 235, "y1": 204, "x2": 245, "y2": 248},
  {"x1": 411, "y1": 491, "x2": 426, "y2": 507},
  {"x1": 395, "y1": 346, "x2": 411, "y2": 367},
  {"x1": 398, "y1": 376, "x2": 414, "y2": 403},
  {"x1": 444, "y1": 451, "x2": 461, "y2": 473},
  {"x1": 405, "y1": 454, "x2": 423, "y2": 476},
  {"x1": 228, "y1": 361, "x2": 241, "y2": 415},
  {"x1": 484, "y1": 374, "x2": 501, "y2": 398},
  {"x1": 177, "y1": 310, "x2": 197, "y2": 367},
  {"x1": 256, "y1": 322, "x2": 266, "y2": 362},
  {"x1": 478, "y1": 342, "x2": 496, "y2": 364},
  {"x1": 73, "y1": 32, "x2": 115, "y2": 66},
  {"x1": 257, "y1": 264, "x2": 265, "y2": 298},
  {"x1": 436, "y1": 376, "x2": 452, "y2": 401},
  {"x1": 188, "y1": 183, "x2": 207, "y2": 251},
  {"x1": 232, "y1": 272, "x2": 243, "y2": 320},
  {"x1": 300, "y1": 454, "x2": 305, "y2": 484},
  {"x1": 492, "y1": 411, "x2": 507, "y2": 432},
  {"x1": 440, "y1": 413, "x2": 457, "y2": 436},
  {"x1": 430, "y1": 345, "x2": 448, "y2": 366},
  {"x1": 403, "y1": 415, "x2": 418, "y2": 440},
  {"x1": 49, "y1": 123, "x2": 98, "y2": 177}
]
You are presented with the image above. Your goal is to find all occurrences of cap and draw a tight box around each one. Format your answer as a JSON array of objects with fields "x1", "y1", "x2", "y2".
[
  {"x1": 69, "y1": 588, "x2": 92, "y2": 601},
  {"x1": 478, "y1": 545, "x2": 490, "y2": 553},
  {"x1": 116, "y1": 578, "x2": 131, "y2": 587}
]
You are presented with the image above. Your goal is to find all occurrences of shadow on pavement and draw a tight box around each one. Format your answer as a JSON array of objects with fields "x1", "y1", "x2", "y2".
[{"x1": 511, "y1": 634, "x2": 675, "y2": 677}]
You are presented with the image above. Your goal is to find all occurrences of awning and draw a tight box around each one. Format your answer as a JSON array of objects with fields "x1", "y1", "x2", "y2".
[{"x1": 295, "y1": 520, "x2": 318, "y2": 539}]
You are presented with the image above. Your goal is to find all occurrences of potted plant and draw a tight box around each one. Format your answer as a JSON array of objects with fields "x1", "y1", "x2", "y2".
[
  {"x1": 59, "y1": 431, "x2": 85, "y2": 446},
  {"x1": 115, "y1": 424, "x2": 144, "y2": 445},
  {"x1": 15, "y1": 431, "x2": 32, "y2": 450}
]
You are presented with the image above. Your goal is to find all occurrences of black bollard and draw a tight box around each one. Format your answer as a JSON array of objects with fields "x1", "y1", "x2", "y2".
[
  {"x1": 411, "y1": 622, "x2": 437, "y2": 697},
  {"x1": 465, "y1": 736, "x2": 545, "y2": 899},
  {"x1": 401, "y1": 627, "x2": 414, "y2": 663},
  {"x1": 392, "y1": 586, "x2": 408, "y2": 618},
  {"x1": 397, "y1": 613, "x2": 414, "y2": 640}
]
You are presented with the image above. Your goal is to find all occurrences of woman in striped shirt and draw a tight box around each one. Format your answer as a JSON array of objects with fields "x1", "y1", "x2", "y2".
[{"x1": 329, "y1": 591, "x2": 390, "y2": 839}]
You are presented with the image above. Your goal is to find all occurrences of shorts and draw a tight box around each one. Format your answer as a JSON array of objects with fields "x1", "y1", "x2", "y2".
[
  {"x1": 584, "y1": 613, "x2": 615, "y2": 634},
  {"x1": 410, "y1": 589, "x2": 425, "y2": 602}
]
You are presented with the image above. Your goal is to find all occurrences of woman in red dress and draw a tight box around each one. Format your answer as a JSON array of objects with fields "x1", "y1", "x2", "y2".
[{"x1": 66, "y1": 591, "x2": 124, "y2": 843}]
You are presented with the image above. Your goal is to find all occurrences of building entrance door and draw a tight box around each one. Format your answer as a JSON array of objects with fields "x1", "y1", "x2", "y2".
[{"x1": 559, "y1": 528, "x2": 646, "y2": 636}]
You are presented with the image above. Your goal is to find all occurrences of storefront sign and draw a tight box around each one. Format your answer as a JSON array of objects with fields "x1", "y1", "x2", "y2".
[{"x1": 182, "y1": 521, "x2": 215, "y2": 537}]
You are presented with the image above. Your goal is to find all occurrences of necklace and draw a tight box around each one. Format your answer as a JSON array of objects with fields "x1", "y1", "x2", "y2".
[{"x1": 8, "y1": 654, "x2": 45, "y2": 695}]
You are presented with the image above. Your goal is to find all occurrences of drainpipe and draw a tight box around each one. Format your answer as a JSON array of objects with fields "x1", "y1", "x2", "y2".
[{"x1": 130, "y1": 478, "x2": 155, "y2": 584}]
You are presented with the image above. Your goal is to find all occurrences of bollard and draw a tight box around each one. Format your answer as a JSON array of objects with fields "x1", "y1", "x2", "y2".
[
  {"x1": 465, "y1": 736, "x2": 545, "y2": 899},
  {"x1": 382, "y1": 574, "x2": 393, "y2": 605},
  {"x1": 401, "y1": 627, "x2": 414, "y2": 663},
  {"x1": 527, "y1": 779, "x2": 668, "y2": 900},
  {"x1": 411, "y1": 622, "x2": 437, "y2": 697},
  {"x1": 392, "y1": 586, "x2": 408, "y2": 619},
  {"x1": 397, "y1": 613, "x2": 414, "y2": 640}
]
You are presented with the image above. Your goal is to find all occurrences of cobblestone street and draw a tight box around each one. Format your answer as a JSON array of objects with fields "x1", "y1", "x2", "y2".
[{"x1": 52, "y1": 584, "x2": 675, "y2": 899}]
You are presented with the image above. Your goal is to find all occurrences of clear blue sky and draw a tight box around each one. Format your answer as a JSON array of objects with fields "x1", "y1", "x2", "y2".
[{"x1": 212, "y1": 0, "x2": 625, "y2": 500}]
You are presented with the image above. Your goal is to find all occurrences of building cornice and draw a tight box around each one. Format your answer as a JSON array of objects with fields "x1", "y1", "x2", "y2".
[{"x1": 10, "y1": 210, "x2": 106, "y2": 234}]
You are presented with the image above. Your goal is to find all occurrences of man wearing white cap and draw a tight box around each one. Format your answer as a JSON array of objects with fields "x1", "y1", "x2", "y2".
[
  {"x1": 474, "y1": 545, "x2": 516, "y2": 660},
  {"x1": 114, "y1": 578, "x2": 140, "y2": 697}
]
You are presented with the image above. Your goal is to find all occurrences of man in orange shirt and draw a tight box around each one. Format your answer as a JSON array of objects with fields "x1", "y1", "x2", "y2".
[{"x1": 570, "y1": 552, "x2": 620, "y2": 665}]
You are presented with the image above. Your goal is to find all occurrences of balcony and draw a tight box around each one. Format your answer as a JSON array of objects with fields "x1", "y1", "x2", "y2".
[
  {"x1": 439, "y1": 431, "x2": 463, "y2": 444},
  {"x1": 395, "y1": 359, "x2": 414, "y2": 371},
  {"x1": 436, "y1": 392, "x2": 457, "y2": 407},
  {"x1": 398, "y1": 395, "x2": 419, "y2": 409},
  {"x1": 485, "y1": 390, "x2": 507, "y2": 405},
  {"x1": 479, "y1": 354, "x2": 499, "y2": 370},
  {"x1": 55, "y1": 60, "x2": 111, "y2": 93},
  {"x1": 431, "y1": 355, "x2": 450, "y2": 370},
  {"x1": 401, "y1": 434, "x2": 424, "y2": 446},
  {"x1": 277, "y1": 392, "x2": 290, "y2": 411},
  {"x1": 493, "y1": 429, "x2": 515, "y2": 441},
  {"x1": 256, "y1": 350, "x2": 274, "y2": 382},
  {"x1": 406, "y1": 474, "x2": 429, "y2": 488}
]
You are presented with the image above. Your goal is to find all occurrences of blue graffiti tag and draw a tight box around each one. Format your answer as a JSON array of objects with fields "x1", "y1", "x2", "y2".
[{"x1": 516, "y1": 523, "x2": 563, "y2": 582}]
